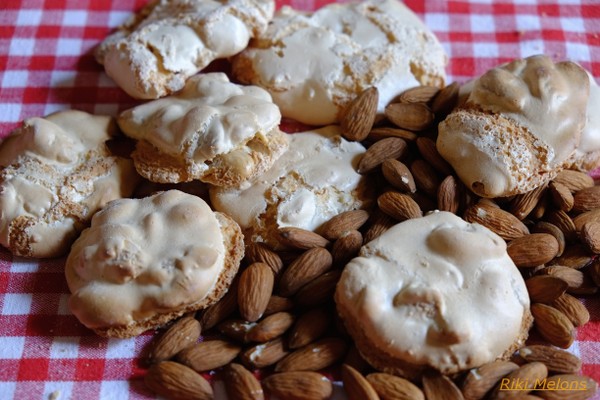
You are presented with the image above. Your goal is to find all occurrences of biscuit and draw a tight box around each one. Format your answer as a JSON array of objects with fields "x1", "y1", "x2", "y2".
[
  {"x1": 335, "y1": 211, "x2": 532, "y2": 380},
  {"x1": 232, "y1": 0, "x2": 447, "y2": 125},
  {"x1": 0, "y1": 110, "x2": 139, "y2": 258},
  {"x1": 95, "y1": 0, "x2": 274, "y2": 99},
  {"x1": 118, "y1": 72, "x2": 288, "y2": 187},
  {"x1": 209, "y1": 125, "x2": 373, "y2": 248},
  {"x1": 65, "y1": 190, "x2": 244, "y2": 338},
  {"x1": 437, "y1": 55, "x2": 590, "y2": 198}
]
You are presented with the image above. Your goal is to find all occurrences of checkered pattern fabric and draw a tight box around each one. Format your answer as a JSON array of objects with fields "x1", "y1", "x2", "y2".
[{"x1": 0, "y1": 0, "x2": 599, "y2": 399}]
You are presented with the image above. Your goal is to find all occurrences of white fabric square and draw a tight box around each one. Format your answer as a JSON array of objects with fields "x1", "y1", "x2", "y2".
[
  {"x1": 105, "y1": 338, "x2": 136, "y2": 359},
  {"x1": 0, "y1": 336, "x2": 26, "y2": 358},
  {"x1": 50, "y1": 70, "x2": 76, "y2": 87},
  {"x1": 99, "y1": 381, "x2": 131, "y2": 400},
  {"x1": 50, "y1": 337, "x2": 80, "y2": 359},
  {"x1": 107, "y1": 11, "x2": 131, "y2": 28},
  {"x1": 470, "y1": 15, "x2": 496, "y2": 33},
  {"x1": 9, "y1": 258, "x2": 39, "y2": 273},
  {"x1": 16, "y1": 9, "x2": 43, "y2": 25},
  {"x1": 1, "y1": 293, "x2": 33, "y2": 315},
  {"x1": 8, "y1": 38, "x2": 35, "y2": 56},
  {"x1": 42, "y1": 103, "x2": 67, "y2": 116},
  {"x1": 0, "y1": 383, "x2": 16, "y2": 400},
  {"x1": 425, "y1": 13, "x2": 449, "y2": 32},
  {"x1": 55, "y1": 38, "x2": 82, "y2": 56},
  {"x1": 43, "y1": 382, "x2": 73, "y2": 400},
  {"x1": 519, "y1": 39, "x2": 545, "y2": 58},
  {"x1": 561, "y1": 17, "x2": 586, "y2": 33},
  {"x1": 566, "y1": 42, "x2": 591, "y2": 62},
  {"x1": 62, "y1": 10, "x2": 88, "y2": 26},
  {"x1": 473, "y1": 42, "x2": 499, "y2": 58},
  {"x1": 0, "y1": 103, "x2": 22, "y2": 123},
  {"x1": 1, "y1": 70, "x2": 28, "y2": 88},
  {"x1": 515, "y1": 14, "x2": 541, "y2": 31}
]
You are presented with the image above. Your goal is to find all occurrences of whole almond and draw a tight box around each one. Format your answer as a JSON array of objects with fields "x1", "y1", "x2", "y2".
[
  {"x1": 224, "y1": 363, "x2": 264, "y2": 400},
  {"x1": 278, "y1": 227, "x2": 330, "y2": 250},
  {"x1": 262, "y1": 371, "x2": 332, "y2": 400},
  {"x1": 416, "y1": 136, "x2": 453, "y2": 175},
  {"x1": 550, "y1": 293, "x2": 590, "y2": 327},
  {"x1": 489, "y1": 362, "x2": 548, "y2": 399},
  {"x1": 464, "y1": 201, "x2": 529, "y2": 240},
  {"x1": 545, "y1": 210, "x2": 577, "y2": 242},
  {"x1": 533, "y1": 374, "x2": 597, "y2": 400},
  {"x1": 573, "y1": 208, "x2": 600, "y2": 231},
  {"x1": 275, "y1": 337, "x2": 347, "y2": 372},
  {"x1": 525, "y1": 275, "x2": 568, "y2": 303},
  {"x1": 240, "y1": 337, "x2": 289, "y2": 369},
  {"x1": 507, "y1": 233, "x2": 559, "y2": 268},
  {"x1": 368, "y1": 127, "x2": 418, "y2": 142},
  {"x1": 199, "y1": 277, "x2": 239, "y2": 330},
  {"x1": 145, "y1": 361, "x2": 213, "y2": 400},
  {"x1": 217, "y1": 319, "x2": 256, "y2": 343},
  {"x1": 367, "y1": 372, "x2": 425, "y2": 400},
  {"x1": 539, "y1": 266, "x2": 585, "y2": 289},
  {"x1": 341, "y1": 87, "x2": 379, "y2": 142},
  {"x1": 357, "y1": 137, "x2": 408, "y2": 174},
  {"x1": 238, "y1": 262, "x2": 274, "y2": 322},
  {"x1": 288, "y1": 308, "x2": 331, "y2": 349},
  {"x1": 378, "y1": 191, "x2": 423, "y2": 221},
  {"x1": 320, "y1": 210, "x2": 370, "y2": 240},
  {"x1": 264, "y1": 295, "x2": 294, "y2": 316},
  {"x1": 573, "y1": 186, "x2": 600, "y2": 212},
  {"x1": 149, "y1": 316, "x2": 201, "y2": 364},
  {"x1": 438, "y1": 175, "x2": 461, "y2": 214},
  {"x1": 342, "y1": 364, "x2": 380, "y2": 400},
  {"x1": 385, "y1": 102, "x2": 435, "y2": 131},
  {"x1": 532, "y1": 221, "x2": 566, "y2": 257},
  {"x1": 245, "y1": 242, "x2": 284, "y2": 275},
  {"x1": 363, "y1": 210, "x2": 396, "y2": 243},
  {"x1": 431, "y1": 81, "x2": 459, "y2": 116},
  {"x1": 462, "y1": 361, "x2": 520, "y2": 400},
  {"x1": 246, "y1": 312, "x2": 295, "y2": 343},
  {"x1": 581, "y1": 220, "x2": 600, "y2": 253},
  {"x1": 398, "y1": 85, "x2": 440, "y2": 104},
  {"x1": 517, "y1": 345, "x2": 582, "y2": 374},
  {"x1": 382, "y1": 159, "x2": 417, "y2": 193},
  {"x1": 332, "y1": 230, "x2": 363, "y2": 266},
  {"x1": 294, "y1": 269, "x2": 342, "y2": 307},
  {"x1": 549, "y1": 244, "x2": 593, "y2": 270},
  {"x1": 278, "y1": 247, "x2": 333, "y2": 297},
  {"x1": 422, "y1": 370, "x2": 465, "y2": 400},
  {"x1": 509, "y1": 185, "x2": 548, "y2": 220},
  {"x1": 411, "y1": 159, "x2": 442, "y2": 197},
  {"x1": 177, "y1": 339, "x2": 241, "y2": 372},
  {"x1": 552, "y1": 170, "x2": 594, "y2": 192},
  {"x1": 549, "y1": 182, "x2": 574, "y2": 212},
  {"x1": 530, "y1": 303, "x2": 575, "y2": 349}
]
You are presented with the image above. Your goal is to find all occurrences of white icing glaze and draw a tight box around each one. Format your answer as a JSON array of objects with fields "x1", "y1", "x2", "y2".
[
  {"x1": 233, "y1": 0, "x2": 446, "y2": 125},
  {"x1": 210, "y1": 125, "x2": 371, "y2": 246},
  {"x1": 579, "y1": 73, "x2": 600, "y2": 154},
  {"x1": 336, "y1": 211, "x2": 530, "y2": 373},
  {"x1": 65, "y1": 190, "x2": 225, "y2": 330}
]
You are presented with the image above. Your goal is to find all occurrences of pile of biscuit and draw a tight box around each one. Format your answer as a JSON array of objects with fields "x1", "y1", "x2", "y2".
[{"x1": 2, "y1": 0, "x2": 600, "y2": 399}]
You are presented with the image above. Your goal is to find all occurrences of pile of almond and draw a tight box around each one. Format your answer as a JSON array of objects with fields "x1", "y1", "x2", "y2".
[{"x1": 142, "y1": 84, "x2": 599, "y2": 400}]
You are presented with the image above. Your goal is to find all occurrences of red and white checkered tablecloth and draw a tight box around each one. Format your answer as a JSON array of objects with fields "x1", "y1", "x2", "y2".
[{"x1": 0, "y1": 0, "x2": 599, "y2": 399}]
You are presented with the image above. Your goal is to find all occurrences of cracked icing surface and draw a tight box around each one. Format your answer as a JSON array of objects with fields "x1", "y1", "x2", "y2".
[
  {"x1": 209, "y1": 125, "x2": 372, "y2": 248},
  {"x1": 232, "y1": 0, "x2": 447, "y2": 125},
  {"x1": 95, "y1": 0, "x2": 274, "y2": 99}
]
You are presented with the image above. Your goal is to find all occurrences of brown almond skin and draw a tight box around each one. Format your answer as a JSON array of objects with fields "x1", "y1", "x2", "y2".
[
  {"x1": 148, "y1": 316, "x2": 201, "y2": 364},
  {"x1": 294, "y1": 269, "x2": 342, "y2": 307},
  {"x1": 581, "y1": 220, "x2": 600, "y2": 254},
  {"x1": 549, "y1": 181, "x2": 574, "y2": 212},
  {"x1": 464, "y1": 201, "x2": 529, "y2": 240},
  {"x1": 245, "y1": 242, "x2": 283, "y2": 275},
  {"x1": 278, "y1": 247, "x2": 333, "y2": 297},
  {"x1": 263, "y1": 295, "x2": 294, "y2": 316},
  {"x1": 462, "y1": 361, "x2": 520, "y2": 400},
  {"x1": 506, "y1": 233, "x2": 559, "y2": 268},
  {"x1": 341, "y1": 87, "x2": 379, "y2": 142},
  {"x1": 357, "y1": 137, "x2": 408, "y2": 174},
  {"x1": 224, "y1": 363, "x2": 264, "y2": 400},
  {"x1": 438, "y1": 175, "x2": 461, "y2": 214},
  {"x1": 176, "y1": 339, "x2": 241, "y2": 372},
  {"x1": 278, "y1": 227, "x2": 330, "y2": 249},
  {"x1": 199, "y1": 277, "x2": 239, "y2": 330},
  {"x1": 532, "y1": 221, "x2": 565, "y2": 257},
  {"x1": 530, "y1": 303, "x2": 575, "y2": 349},
  {"x1": 274, "y1": 337, "x2": 347, "y2": 372},
  {"x1": 422, "y1": 370, "x2": 465, "y2": 400},
  {"x1": 533, "y1": 374, "x2": 598, "y2": 400},
  {"x1": 246, "y1": 311, "x2": 295, "y2": 343},
  {"x1": 489, "y1": 362, "x2": 548, "y2": 399},
  {"x1": 431, "y1": 81, "x2": 460, "y2": 116},
  {"x1": 238, "y1": 262, "x2": 274, "y2": 322},
  {"x1": 377, "y1": 191, "x2": 423, "y2": 221},
  {"x1": 331, "y1": 230, "x2": 363, "y2": 266},
  {"x1": 385, "y1": 102, "x2": 435, "y2": 131},
  {"x1": 517, "y1": 345, "x2": 582, "y2": 374},
  {"x1": 342, "y1": 364, "x2": 380, "y2": 400},
  {"x1": 411, "y1": 159, "x2": 442, "y2": 197},
  {"x1": 319, "y1": 209, "x2": 370, "y2": 240},
  {"x1": 416, "y1": 136, "x2": 453, "y2": 176},
  {"x1": 573, "y1": 186, "x2": 600, "y2": 212},
  {"x1": 382, "y1": 159, "x2": 417, "y2": 193},
  {"x1": 550, "y1": 293, "x2": 590, "y2": 327},
  {"x1": 525, "y1": 275, "x2": 568, "y2": 304},
  {"x1": 398, "y1": 85, "x2": 440, "y2": 104},
  {"x1": 240, "y1": 337, "x2": 289, "y2": 369},
  {"x1": 288, "y1": 308, "x2": 331, "y2": 349},
  {"x1": 263, "y1": 371, "x2": 332, "y2": 400},
  {"x1": 552, "y1": 170, "x2": 594, "y2": 192},
  {"x1": 367, "y1": 372, "x2": 425, "y2": 400},
  {"x1": 509, "y1": 184, "x2": 548, "y2": 220},
  {"x1": 145, "y1": 361, "x2": 213, "y2": 400}
]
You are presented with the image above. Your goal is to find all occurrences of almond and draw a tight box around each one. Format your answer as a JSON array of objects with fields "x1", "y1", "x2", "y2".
[
  {"x1": 464, "y1": 201, "x2": 529, "y2": 240},
  {"x1": 549, "y1": 244, "x2": 593, "y2": 269},
  {"x1": 573, "y1": 208, "x2": 600, "y2": 231},
  {"x1": 589, "y1": 258, "x2": 600, "y2": 286},
  {"x1": 368, "y1": 127, "x2": 418, "y2": 142},
  {"x1": 378, "y1": 191, "x2": 423, "y2": 221},
  {"x1": 278, "y1": 247, "x2": 333, "y2": 297},
  {"x1": 532, "y1": 221, "x2": 566, "y2": 257},
  {"x1": 552, "y1": 170, "x2": 594, "y2": 192},
  {"x1": 320, "y1": 209, "x2": 370, "y2": 240},
  {"x1": 545, "y1": 210, "x2": 577, "y2": 242},
  {"x1": 489, "y1": 362, "x2": 548, "y2": 399},
  {"x1": 177, "y1": 339, "x2": 241, "y2": 372},
  {"x1": 288, "y1": 308, "x2": 331, "y2": 349},
  {"x1": 367, "y1": 372, "x2": 425, "y2": 400},
  {"x1": 411, "y1": 159, "x2": 442, "y2": 197},
  {"x1": 385, "y1": 102, "x2": 435, "y2": 131},
  {"x1": 148, "y1": 316, "x2": 201, "y2": 364},
  {"x1": 342, "y1": 364, "x2": 380, "y2": 400},
  {"x1": 525, "y1": 275, "x2": 568, "y2": 303},
  {"x1": 341, "y1": 87, "x2": 379, "y2": 142},
  {"x1": 357, "y1": 137, "x2": 408, "y2": 174},
  {"x1": 240, "y1": 337, "x2": 289, "y2": 369},
  {"x1": 264, "y1": 295, "x2": 294, "y2": 316},
  {"x1": 262, "y1": 371, "x2": 332, "y2": 400},
  {"x1": 363, "y1": 210, "x2": 396, "y2": 243},
  {"x1": 245, "y1": 242, "x2": 284, "y2": 276},
  {"x1": 516, "y1": 345, "x2": 582, "y2": 374},
  {"x1": 332, "y1": 230, "x2": 363, "y2": 266},
  {"x1": 294, "y1": 269, "x2": 342, "y2": 307},
  {"x1": 462, "y1": 361, "x2": 520, "y2": 400},
  {"x1": 217, "y1": 319, "x2": 255, "y2": 342},
  {"x1": 422, "y1": 370, "x2": 465, "y2": 400},
  {"x1": 145, "y1": 361, "x2": 213, "y2": 400},
  {"x1": 530, "y1": 303, "x2": 575, "y2": 349},
  {"x1": 539, "y1": 265, "x2": 585, "y2": 289},
  {"x1": 238, "y1": 262, "x2": 274, "y2": 322},
  {"x1": 382, "y1": 159, "x2": 417, "y2": 193},
  {"x1": 509, "y1": 184, "x2": 548, "y2": 220},
  {"x1": 416, "y1": 136, "x2": 453, "y2": 175},
  {"x1": 431, "y1": 81, "x2": 460, "y2": 116},
  {"x1": 278, "y1": 227, "x2": 330, "y2": 250},
  {"x1": 533, "y1": 374, "x2": 597, "y2": 400},
  {"x1": 507, "y1": 233, "x2": 560, "y2": 268},
  {"x1": 398, "y1": 85, "x2": 440, "y2": 104},
  {"x1": 581, "y1": 220, "x2": 600, "y2": 253},
  {"x1": 550, "y1": 293, "x2": 590, "y2": 327},
  {"x1": 549, "y1": 182, "x2": 574, "y2": 212},
  {"x1": 438, "y1": 175, "x2": 461, "y2": 214},
  {"x1": 246, "y1": 311, "x2": 295, "y2": 343},
  {"x1": 573, "y1": 186, "x2": 600, "y2": 213},
  {"x1": 199, "y1": 277, "x2": 239, "y2": 330},
  {"x1": 274, "y1": 337, "x2": 347, "y2": 372},
  {"x1": 224, "y1": 363, "x2": 264, "y2": 400}
]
